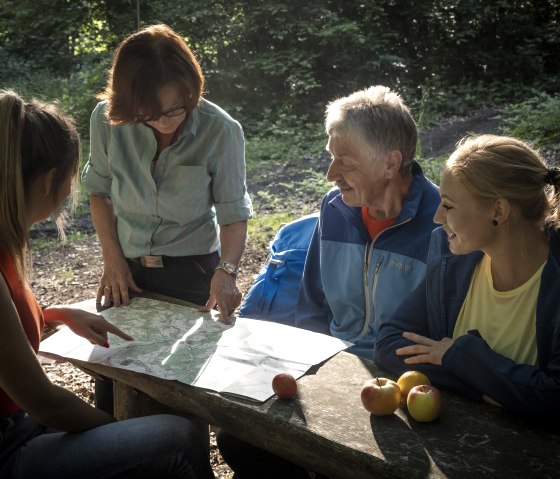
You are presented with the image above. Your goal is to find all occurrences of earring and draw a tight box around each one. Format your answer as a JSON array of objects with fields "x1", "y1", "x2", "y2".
[{"x1": 492, "y1": 219, "x2": 498, "y2": 226}]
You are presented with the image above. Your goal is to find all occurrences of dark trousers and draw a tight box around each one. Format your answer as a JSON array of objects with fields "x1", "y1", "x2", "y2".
[
  {"x1": 216, "y1": 429, "x2": 329, "y2": 479},
  {"x1": 95, "y1": 252, "x2": 220, "y2": 414}
]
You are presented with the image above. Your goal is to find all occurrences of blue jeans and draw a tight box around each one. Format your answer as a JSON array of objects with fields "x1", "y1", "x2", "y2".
[{"x1": 0, "y1": 412, "x2": 214, "y2": 479}]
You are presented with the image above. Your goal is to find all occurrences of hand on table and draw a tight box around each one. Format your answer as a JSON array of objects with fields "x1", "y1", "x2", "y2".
[
  {"x1": 200, "y1": 270, "x2": 242, "y2": 324},
  {"x1": 396, "y1": 332, "x2": 454, "y2": 366},
  {"x1": 96, "y1": 257, "x2": 142, "y2": 308}
]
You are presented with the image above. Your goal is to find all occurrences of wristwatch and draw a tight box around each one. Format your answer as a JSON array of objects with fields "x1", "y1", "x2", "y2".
[{"x1": 215, "y1": 261, "x2": 239, "y2": 276}]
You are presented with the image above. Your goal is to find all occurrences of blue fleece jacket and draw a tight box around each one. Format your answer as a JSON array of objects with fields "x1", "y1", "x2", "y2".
[
  {"x1": 374, "y1": 226, "x2": 560, "y2": 420},
  {"x1": 295, "y1": 162, "x2": 440, "y2": 357}
]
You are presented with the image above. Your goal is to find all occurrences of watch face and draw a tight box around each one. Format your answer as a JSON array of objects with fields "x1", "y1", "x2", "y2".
[
  {"x1": 224, "y1": 264, "x2": 236, "y2": 274},
  {"x1": 217, "y1": 262, "x2": 238, "y2": 275}
]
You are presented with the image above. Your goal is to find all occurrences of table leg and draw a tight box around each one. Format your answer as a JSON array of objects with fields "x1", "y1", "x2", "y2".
[{"x1": 114, "y1": 381, "x2": 210, "y2": 452}]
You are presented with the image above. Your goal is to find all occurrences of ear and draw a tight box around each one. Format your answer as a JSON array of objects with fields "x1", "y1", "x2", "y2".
[
  {"x1": 493, "y1": 198, "x2": 511, "y2": 225},
  {"x1": 40, "y1": 168, "x2": 57, "y2": 197},
  {"x1": 385, "y1": 150, "x2": 403, "y2": 179}
]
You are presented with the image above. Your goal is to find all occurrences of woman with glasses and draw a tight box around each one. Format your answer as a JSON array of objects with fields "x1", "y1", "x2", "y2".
[
  {"x1": 82, "y1": 23, "x2": 252, "y2": 414},
  {"x1": 83, "y1": 24, "x2": 252, "y2": 320}
]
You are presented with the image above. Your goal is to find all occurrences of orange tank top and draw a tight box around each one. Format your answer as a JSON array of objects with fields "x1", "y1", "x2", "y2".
[{"x1": 0, "y1": 250, "x2": 44, "y2": 417}]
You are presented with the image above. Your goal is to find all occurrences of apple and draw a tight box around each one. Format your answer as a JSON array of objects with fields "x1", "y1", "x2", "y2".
[
  {"x1": 406, "y1": 385, "x2": 442, "y2": 422},
  {"x1": 360, "y1": 377, "x2": 401, "y2": 416},
  {"x1": 272, "y1": 373, "x2": 298, "y2": 399},
  {"x1": 397, "y1": 370, "x2": 431, "y2": 405}
]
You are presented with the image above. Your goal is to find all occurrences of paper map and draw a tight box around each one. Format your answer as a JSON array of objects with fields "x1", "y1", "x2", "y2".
[{"x1": 39, "y1": 297, "x2": 351, "y2": 401}]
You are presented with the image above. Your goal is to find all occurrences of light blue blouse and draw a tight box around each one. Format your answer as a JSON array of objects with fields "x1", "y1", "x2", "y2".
[{"x1": 82, "y1": 99, "x2": 253, "y2": 258}]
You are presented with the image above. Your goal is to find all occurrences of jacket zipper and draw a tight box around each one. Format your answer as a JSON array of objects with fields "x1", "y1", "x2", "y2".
[{"x1": 356, "y1": 217, "x2": 412, "y2": 341}]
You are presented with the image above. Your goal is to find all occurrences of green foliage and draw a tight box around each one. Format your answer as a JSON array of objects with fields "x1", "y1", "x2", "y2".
[
  {"x1": 417, "y1": 156, "x2": 447, "y2": 186},
  {"x1": 498, "y1": 93, "x2": 560, "y2": 149},
  {"x1": 245, "y1": 112, "x2": 325, "y2": 168},
  {"x1": 248, "y1": 212, "x2": 297, "y2": 246}
]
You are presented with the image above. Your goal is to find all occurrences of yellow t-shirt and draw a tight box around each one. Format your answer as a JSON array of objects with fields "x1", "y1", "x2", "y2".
[{"x1": 452, "y1": 255, "x2": 544, "y2": 366}]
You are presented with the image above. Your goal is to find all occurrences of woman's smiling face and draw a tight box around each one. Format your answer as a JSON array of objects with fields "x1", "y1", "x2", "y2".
[{"x1": 434, "y1": 170, "x2": 497, "y2": 255}]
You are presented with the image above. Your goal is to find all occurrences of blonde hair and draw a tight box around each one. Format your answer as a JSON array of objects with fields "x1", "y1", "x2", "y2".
[
  {"x1": 446, "y1": 134, "x2": 560, "y2": 229},
  {"x1": 0, "y1": 89, "x2": 80, "y2": 277},
  {"x1": 325, "y1": 85, "x2": 418, "y2": 175}
]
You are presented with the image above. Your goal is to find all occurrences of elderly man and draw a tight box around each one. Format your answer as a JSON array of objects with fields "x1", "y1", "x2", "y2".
[
  {"x1": 216, "y1": 85, "x2": 440, "y2": 478},
  {"x1": 296, "y1": 84, "x2": 440, "y2": 357}
]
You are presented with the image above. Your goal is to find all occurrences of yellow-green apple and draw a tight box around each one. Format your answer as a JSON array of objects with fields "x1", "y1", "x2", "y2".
[
  {"x1": 406, "y1": 385, "x2": 442, "y2": 422},
  {"x1": 360, "y1": 378, "x2": 401, "y2": 416},
  {"x1": 397, "y1": 370, "x2": 431, "y2": 405},
  {"x1": 272, "y1": 373, "x2": 298, "y2": 399}
]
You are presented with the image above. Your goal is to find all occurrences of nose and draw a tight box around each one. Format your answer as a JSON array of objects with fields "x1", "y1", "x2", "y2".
[
  {"x1": 326, "y1": 159, "x2": 339, "y2": 182},
  {"x1": 154, "y1": 116, "x2": 175, "y2": 128},
  {"x1": 433, "y1": 202, "x2": 444, "y2": 225}
]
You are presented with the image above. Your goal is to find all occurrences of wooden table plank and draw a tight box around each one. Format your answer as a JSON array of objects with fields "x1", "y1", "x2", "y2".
[{"x1": 69, "y1": 349, "x2": 560, "y2": 479}]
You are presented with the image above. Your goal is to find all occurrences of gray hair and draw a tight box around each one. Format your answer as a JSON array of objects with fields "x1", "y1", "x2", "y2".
[{"x1": 325, "y1": 85, "x2": 417, "y2": 174}]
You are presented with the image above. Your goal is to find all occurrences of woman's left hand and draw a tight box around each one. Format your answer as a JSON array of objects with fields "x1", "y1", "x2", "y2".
[
  {"x1": 44, "y1": 307, "x2": 133, "y2": 347},
  {"x1": 200, "y1": 270, "x2": 242, "y2": 324},
  {"x1": 395, "y1": 332, "x2": 454, "y2": 366}
]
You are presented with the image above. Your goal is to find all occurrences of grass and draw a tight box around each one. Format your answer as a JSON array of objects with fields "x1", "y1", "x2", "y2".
[{"x1": 248, "y1": 212, "x2": 297, "y2": 245}]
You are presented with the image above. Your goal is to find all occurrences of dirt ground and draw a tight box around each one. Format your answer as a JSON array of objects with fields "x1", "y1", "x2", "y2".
[{"x1": 33, "y1": 110, "x2": 560, "y2": 477}]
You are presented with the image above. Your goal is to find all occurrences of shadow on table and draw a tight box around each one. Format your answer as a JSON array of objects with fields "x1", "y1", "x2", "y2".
[{"x1": 371, "y1": 413, "x2": 432, "y2": 479}]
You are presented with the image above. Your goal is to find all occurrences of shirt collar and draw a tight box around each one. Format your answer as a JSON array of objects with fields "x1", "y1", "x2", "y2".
[{"x1": 181, "y1": 100, "x2": 201, "y2": 138}]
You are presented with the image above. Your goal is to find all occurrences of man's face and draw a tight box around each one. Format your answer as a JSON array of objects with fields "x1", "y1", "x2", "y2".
[{"x1": 326, "y1": 133, "x2": 389, "y2": 209}]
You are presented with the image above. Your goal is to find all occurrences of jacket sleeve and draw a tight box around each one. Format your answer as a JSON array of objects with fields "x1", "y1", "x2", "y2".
[
  {"x1": 442, "y1": 331, "x2": 560, "y2": 419},
  {"x1": 373, "y1": 280, "x2": 482, "y2": 400},
  {"x1": 295, "y1": 218, "x2": 333, "y2": 335}
]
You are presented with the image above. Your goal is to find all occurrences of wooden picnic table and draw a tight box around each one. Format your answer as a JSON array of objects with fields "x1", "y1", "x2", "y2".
[{"x1": 66, "y1": 295, "x2": 560, "y2": 479}]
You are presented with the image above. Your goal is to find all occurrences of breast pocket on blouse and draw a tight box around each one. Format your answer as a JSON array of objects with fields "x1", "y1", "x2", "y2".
[{"x1": 159, "y1": 165, "x2": 212, "y2": 224}]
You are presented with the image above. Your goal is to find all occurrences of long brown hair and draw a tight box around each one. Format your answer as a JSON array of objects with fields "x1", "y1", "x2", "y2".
[
  {"x1": 0, "y1": 89, "x2": 80, "y2": 276},
  {"x1": 99, "y1": 23, "x2": 204, "y2": 124}
]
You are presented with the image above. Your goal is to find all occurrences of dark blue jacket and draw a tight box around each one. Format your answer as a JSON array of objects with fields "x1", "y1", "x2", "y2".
[
  {"x1": 296, "y1": 162, "x2": 440, "y2": 357},
  {"x1": 374, "y1": 226, "x2": 560, "y2": 419}
]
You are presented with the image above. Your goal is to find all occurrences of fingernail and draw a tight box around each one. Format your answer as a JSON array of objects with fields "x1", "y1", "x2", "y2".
[{"x1": 103, "y1": 342, "x2": 110, "y2": 348}]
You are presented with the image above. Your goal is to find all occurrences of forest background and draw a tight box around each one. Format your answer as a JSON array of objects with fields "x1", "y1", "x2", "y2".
[
  {"x1": 1, "y1": 1, "x2": 560, "y2": 476},
  {"x1": 2, "y1": 1, "x2": 560, "y2": 220}
]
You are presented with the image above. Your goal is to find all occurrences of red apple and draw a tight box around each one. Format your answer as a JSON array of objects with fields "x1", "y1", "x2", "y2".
[
  {"x1": 360, "y1": 377, "x2": 401, "y2": 416},
  {"x1": 406, "y1": 385, "x2": 442, "y2": 422},
  {"x1": 272, "y1": 373, "x2": 298, "y2": 399}
]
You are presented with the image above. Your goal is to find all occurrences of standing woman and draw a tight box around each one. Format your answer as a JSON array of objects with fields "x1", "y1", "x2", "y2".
[
  {"x1": 82, "y1": 23, "x2": 252, "y2": 322},
  {"x1": 374, "y1": 135, "x2": 560, "y2": 419},
  {"x1": 0, "y1": 89, "x2": 214, "y2": 478}
]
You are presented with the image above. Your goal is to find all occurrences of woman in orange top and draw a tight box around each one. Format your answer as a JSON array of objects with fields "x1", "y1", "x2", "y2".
[{"x1": 0, "y1": 90, "x2": 213, "y2": 478}]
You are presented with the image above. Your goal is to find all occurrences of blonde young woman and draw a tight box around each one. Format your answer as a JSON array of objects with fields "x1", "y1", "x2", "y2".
[
  {"x1": 0, "y1": 90, "x2": 214, "y2": 478},
  {"x1": 374, "y1": 135, "x2": 560, "y2": 420}
]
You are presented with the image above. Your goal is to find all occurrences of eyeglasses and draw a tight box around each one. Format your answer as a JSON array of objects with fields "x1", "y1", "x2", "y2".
[{"x1": 135, "y1": 106, "x2": 188, "y2": 123}]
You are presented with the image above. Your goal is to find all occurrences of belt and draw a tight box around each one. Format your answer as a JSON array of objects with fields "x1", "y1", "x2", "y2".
[{"x1": 129, "y1": 255, "x2": 181, "y2": 268}]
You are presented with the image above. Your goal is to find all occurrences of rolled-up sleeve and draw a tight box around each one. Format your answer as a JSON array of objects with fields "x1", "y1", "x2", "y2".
[
  {"x1": 82, "y1": 101, "x2": 112, "y2": 196},
  {"x1": 209, "y1": 121, "x2": 253, "y2": 225}
]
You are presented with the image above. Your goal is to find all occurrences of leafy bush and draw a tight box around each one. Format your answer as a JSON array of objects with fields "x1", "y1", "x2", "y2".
[{"x1": 499, "y1": 93, "x2": 560, "y2": 149}]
